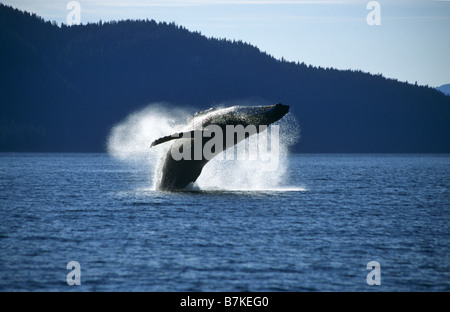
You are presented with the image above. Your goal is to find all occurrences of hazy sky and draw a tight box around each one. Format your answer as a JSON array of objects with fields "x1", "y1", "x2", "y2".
[{"x1": 3, "y1": 0, "x2": 450, "y2": 87}]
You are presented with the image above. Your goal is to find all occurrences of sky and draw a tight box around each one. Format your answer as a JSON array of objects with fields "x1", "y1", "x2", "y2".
[{"x1": 2, "y1": 0, "x2": 450, "y2": 87}]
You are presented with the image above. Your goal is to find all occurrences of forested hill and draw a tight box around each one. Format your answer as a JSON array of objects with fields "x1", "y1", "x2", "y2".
[{"x1": 1, "y1": 4, "x2": 449, "y2": 153}]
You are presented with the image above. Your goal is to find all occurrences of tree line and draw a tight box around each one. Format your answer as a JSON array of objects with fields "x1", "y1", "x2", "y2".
[{"x1": 1, "y1": 3, "x2": 449, "y2": 152}]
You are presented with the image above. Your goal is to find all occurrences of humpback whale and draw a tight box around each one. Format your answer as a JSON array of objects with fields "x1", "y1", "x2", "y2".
[{"x1": 150, "y1": 103, "x2": 290, "y2": 190}]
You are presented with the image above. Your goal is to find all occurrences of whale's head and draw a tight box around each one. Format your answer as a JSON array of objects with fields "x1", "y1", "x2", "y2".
[{"x1": 251, "y1": 103, "x2": 290, "y2": 125}]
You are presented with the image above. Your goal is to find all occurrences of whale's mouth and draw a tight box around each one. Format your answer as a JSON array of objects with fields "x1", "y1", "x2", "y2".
[
  {"x1": 259, "y1": 103, "x2": 290, "y2": 124},
  {"x1": 273, "y1": 103, "x2": 290, "y2": 115}
]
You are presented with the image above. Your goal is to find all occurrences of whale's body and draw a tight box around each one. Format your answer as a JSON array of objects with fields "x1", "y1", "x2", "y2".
[{"x1": 151, "y1": 103, "x2": 290, "y2": 191}]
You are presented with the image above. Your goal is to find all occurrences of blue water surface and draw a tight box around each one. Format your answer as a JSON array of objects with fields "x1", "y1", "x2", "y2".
[{"x1": 0, "y1": 153, "x2": 449, "y2": 291}]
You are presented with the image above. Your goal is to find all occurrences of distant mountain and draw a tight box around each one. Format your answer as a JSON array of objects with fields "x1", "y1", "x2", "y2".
[
  {"x1": 1, "y1": 4, "x2": 449, "y2": 153},
  {"x1": 437, "y1": 84, "x2": 450, "y2": 96}
]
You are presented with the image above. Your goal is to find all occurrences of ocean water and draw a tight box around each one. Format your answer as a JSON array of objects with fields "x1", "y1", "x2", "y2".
[{"x1": 0, "y1": 153, "x2": 449, "y2": 291}]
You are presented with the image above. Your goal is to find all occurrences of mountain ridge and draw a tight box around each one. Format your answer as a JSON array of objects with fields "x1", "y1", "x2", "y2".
[
  {"x1": 437, "y1": 84, "x2": 450, "y2": 96},
  {"x1": 1, "y1": 4, "x2": 449, "y2": 153}
]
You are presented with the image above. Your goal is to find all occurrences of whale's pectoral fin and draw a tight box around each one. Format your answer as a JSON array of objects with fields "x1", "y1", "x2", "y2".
[{"x1": 150, "y1": 130, "x2": 198, "y2": 148}]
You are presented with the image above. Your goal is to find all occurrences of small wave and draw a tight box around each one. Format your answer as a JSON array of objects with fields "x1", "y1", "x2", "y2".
[
  {"x1": 181, "y1": 184, "x2": 307, "y2": 193},
  {"x1": 129, "y1": 184, "x2": 307, "y2": 193}
]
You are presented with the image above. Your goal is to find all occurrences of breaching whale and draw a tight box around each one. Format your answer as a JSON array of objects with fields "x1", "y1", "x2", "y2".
[{"x1": 150, "y1": 103, "x2": 290, "y2": 191}]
